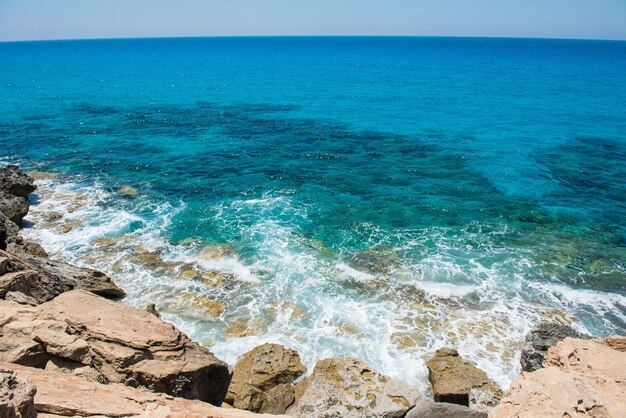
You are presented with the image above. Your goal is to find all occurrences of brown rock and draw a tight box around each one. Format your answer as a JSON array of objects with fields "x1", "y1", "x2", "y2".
[
  {"x1": 0, "y1": 367, "x2": 36, "y2": 418},
  {"x1": 426, "y1": 348, "x2": 501, "y2": 410},
  {"x1": 292, "y1": 357, "x2": 422, "y2": 418},
  {"x1": 490, "y1": 337, "x2": 626, "y2": 418},
  {"x1": 146, "y1": 303, "x2": 161, "y2": 317},
  {"x1": 226, "y1": 343, "x2": 307, "y2": 414},
  {"x1": 2, "y1": 362, "x2": 285, "y2": 418},
  {"x1": 0, "y1": 166, "x2": 36, "y2": 199},
  {"x1": 0, "y1": 290, "x2": 232, "y2": 405}
]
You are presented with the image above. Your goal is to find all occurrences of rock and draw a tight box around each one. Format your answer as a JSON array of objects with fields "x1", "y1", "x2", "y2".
[
  {"x1": 0, "y1": 213, "x2": 19, "y2": 250},
  {"x1": 199, "y1": 243, "x2": 235, "y2": 260},
  {"x1": 348, "y1": 248, "x2": 399, "y2": 274},
  {"x1": 18, "y1": 252, "x2": 126, "y2": 300},
  {"x1": 5, "y1": 237, "x2": 48, "y2": 258},
  {"x1": 0, "y1": 256, "x2": 7, "y2": 274},
  {"x1": 224, "y1": 318, "x2": 268, "y2": 338},
  {"x1": 2, "y1": 362, "x2": 285, "y2": 418},
  {"x1": 0, "y1": 165, "x2": 36, "y2": 199},
  {"x1": 292, "y1": 357, "x2": 422, "y2": 418},
  {"x1": 0, "y1": 367, "x2": 36, "y2": 418},
  {"x1": 146, "y1": 303, "x2": 161, "y2": 317},
  {"x1": 0, "y1": 290, "x2": 232, "y2": 405},
  {"x1": 118, "y1": 185, "x2": 138, "y2": 195},
  {"x1": 425, "y1": 348, "x2": 501, "y2": 410},
  {"x1": 405, "y1": 400, "x2": 487, "y2": 418},
  {"x1": 27, "y1": 170, "x2": 59, "y2": 181},
  {"x1": 225, "y1": 343, "x2": 307, "y2": 414},
  {"x1": 0, "y1": 192, "x2": 29, "y2": 226},
  {"x1": 520, "y1": 321, "x2": 590, "y2": 372},
  {"x1": 491, "y1": 336, "x2": 626, "y2": 418}
]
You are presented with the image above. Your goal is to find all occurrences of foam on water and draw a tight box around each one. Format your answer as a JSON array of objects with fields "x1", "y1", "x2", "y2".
[{"x1": 18, "y1": 175, "x2": 623, "y2": 392}]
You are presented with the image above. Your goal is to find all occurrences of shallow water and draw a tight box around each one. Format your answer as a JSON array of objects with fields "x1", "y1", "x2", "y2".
[{"x1": 1, "y1": 37, "x2": 625, "y2": 390}]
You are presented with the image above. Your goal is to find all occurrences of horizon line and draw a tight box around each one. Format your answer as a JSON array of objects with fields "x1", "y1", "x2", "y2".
[{"x1": 1, "y1": 34, "x2": 626, "y2": 44}]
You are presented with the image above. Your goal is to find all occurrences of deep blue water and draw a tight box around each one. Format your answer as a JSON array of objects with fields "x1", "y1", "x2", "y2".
[{"x1": 1, "y1": 37, "x2": 625, "y2": 387}]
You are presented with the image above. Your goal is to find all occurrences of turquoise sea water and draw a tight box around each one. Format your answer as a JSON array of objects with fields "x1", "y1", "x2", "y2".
[{"x1": 1, "y1": 37, "x2": 625, "y2": 389}]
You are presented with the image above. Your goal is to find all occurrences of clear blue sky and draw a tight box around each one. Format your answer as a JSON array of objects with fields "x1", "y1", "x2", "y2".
[{"x1": 1, "y1": 0, "x2": 625, "y2": 41}]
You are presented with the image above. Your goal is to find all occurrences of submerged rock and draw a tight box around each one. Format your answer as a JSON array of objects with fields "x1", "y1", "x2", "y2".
[
  {"x1": 118, "y1": 185, "x2": 138, "y2": 195},
  {"x1": 0, "y1": 165, "x2": 36, "y2": 199},
  {"x1": 491, "y1": 336, "x2": 626, "y2": 418},
  {"x1": 0, "y1": 290, "x2": 232, "y2": 405},
  {"x1": 347, "y1": 247, "x2": 399, "y2": 274},
  {"x1": 425, "y1": 348, "x2": 501, "y2": 411},
  {"x1": 520, "y1": 321, "x2": 590, "y2": 372},
  {"x1": 27, "y1": 170, "x2": 59, "y2": 181},
  {"x1": 223, "y1": 317, "x2": 269, "y2": 338},
  {"x1": 0, "y1": 367, "x2": 36, "y2": 418},
  {"x1": 292, "y1": 357, "x2": 422, "y2": 418},
  {"x1": 226, "y1": 343, "x2": 307, "y2": 414}
]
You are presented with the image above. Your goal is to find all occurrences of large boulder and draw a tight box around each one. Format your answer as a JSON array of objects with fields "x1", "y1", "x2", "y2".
[
  {"x1": 0, "y1": 166, "x2": 36, "y2": 199},
  {"x1": 0, "y1": 250, "x2": 125, "y2": 303},
  {"x1": 0, "y1": 213, "x2": 19, "y2": 250},
  {"x1": 426, "y1": 348, "x2": 501, "y2": 411},
  {"x1": 491, "y1": 336, "x2": 626, "y2": 417},
  {"x1": 291, "y1": 357, "x2": 422, "y2": 418},
  {"x1": 2, "y1": 362, "x2": 284, "y2": 418},
  {"x1": 520, "y1": 321, "x2": 590, "y2": 372},
  {"x1": 225, "y1": 343, "x2": 307, "y2": 414},
  {"x1": 0, "y1": 368, "x2": 36, "y2": 418},
  {"x1": 0, "y1": 192, "x2": 29, "y2": 226},
  {"x1": 406, "y1": 400, "x2": 487, "y2": 418},
  {"x1": 0, "y1": 290, "x2": 232, "y2": 405}
]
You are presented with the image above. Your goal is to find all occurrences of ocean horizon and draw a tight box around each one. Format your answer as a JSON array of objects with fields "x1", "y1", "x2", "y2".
[{"x1": 1, "y1": 36, "x2": 625, "y2": 391}]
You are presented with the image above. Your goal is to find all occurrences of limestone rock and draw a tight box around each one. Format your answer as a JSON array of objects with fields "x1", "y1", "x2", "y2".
[
  {"x1": 406, "y1": 400, "x2": 487, "y2": 418},
  {"x1": 2, "y1": 362, "x2": 285, "y2": 418},
  {"x1": 490, "y1": 337, "x2": 626, "y2": 418},
  {"x1": 292, "y1": 357, "x2": 422, "y2": 418},
  {"x1": 426, "y1": 348, "x2": 501, "y2": 410},
  {"x1": 146, "y1": 303, "x2": 161, "y2": 317},
  {"x1": 0, "y1": 290, "x2": 232, "y2": 405},
  {"x1": 0, "y1": 213, "x2": 19, "y2": 250},
  {"x1": 0, "y1": 165, "x2": 36, "y2": 199},
  {"x1": 0, "y1": 192, "x2": 29, "y2": 226},
  {"x1": 5, "y1": 237, "x2": 48, "y2": 258},
  {"x1": 520, "y1": 321, "x2": 590, "y2": 372},
  {"x1": 0, "y1": 368, "x2": 36, "y2": 418},
  {"x1": 226, "y1": 343, "x2": 307, "y2": 414},
  {"x1": 0, "y1": 250, "x2": 125, "y2": 303}
]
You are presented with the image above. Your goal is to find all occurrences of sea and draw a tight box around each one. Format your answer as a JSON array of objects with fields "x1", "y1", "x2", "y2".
[{"x1": 1, "y1": 37, "x2": 625, "y2": 391}]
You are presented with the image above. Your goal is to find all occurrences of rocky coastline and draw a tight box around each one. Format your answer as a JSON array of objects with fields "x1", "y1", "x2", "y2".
[{"x1": 0, "y1": 164, "x2": 624, "y2": 418}]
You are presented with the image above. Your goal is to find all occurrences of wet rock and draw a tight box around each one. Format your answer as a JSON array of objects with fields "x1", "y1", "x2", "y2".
[
  {"x1": 0, "y1": 165, "x2": 36, "y2": 199},
  {"x1": 118, "y1": 186, "x2": 138, "y2": 195},
  {"x1": 405, "y1": 400, "x2": 487, "y2": 418},
  {"x1": 2, "y1": 362, "x2": 283, "y2": 418},
  {"x1": 491, "y1": 336, "x2": 626, "y2": 418},
  {"x1": 0, "y1": 192, "x2": 29, "y2": 226},
  {"x1": 0, "y1": 213, "x2": 19, "y2": 250},
  {"x1": 183, "y1": 292, "x2": 228, "y2": 317},
  {"x1": 13, "y1": 252, "x2": 126, "y2": 301},
  {"x1": 0, "y1": 367, "x2": 36, "y2": 418},
  {"x1": 520, "y1": 321, "x2": 591, "y2": 372},
  {"x1": 27, "y1": 170, "x2": 59, "y2": 181},
  {"x1": 348, "y1": 247, "x2": 399, "y2": 274},
  {"x1": 268, "y1": 300, "x2": 308, "y2": 322},
  {"x1": 224, "y1": 318, "x2": 268, "y2": 338},
  {"x1": 199, "y1": 243, "x2": 235, "y2": 260},
  {"x1": 0, "y1": 290, "x2": 232, "y2": 405},
  {"x1": 292, "y1": 357, "x2": 422, "y2": 418},
  {"x1": 425, "y1": 348, "x2": 501, "y2": 410},
  {"x1": 146, "y1": 303, "x2": 161, "y2": 317},
  {"x1": 225, "y1": 343, "x2": 307, "y2": 414}
]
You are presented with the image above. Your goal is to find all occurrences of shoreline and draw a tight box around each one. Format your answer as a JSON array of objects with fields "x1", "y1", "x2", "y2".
[{"x1": 1, "y1": 164, "x2": 625, "y2": 417}]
